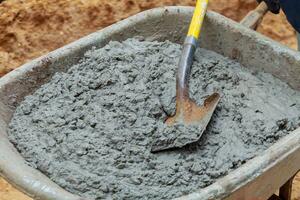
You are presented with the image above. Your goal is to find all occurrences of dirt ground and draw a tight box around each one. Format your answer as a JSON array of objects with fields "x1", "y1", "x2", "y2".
[{"x1": 0, "y1": 0, "x2": 299, "y2": 200}]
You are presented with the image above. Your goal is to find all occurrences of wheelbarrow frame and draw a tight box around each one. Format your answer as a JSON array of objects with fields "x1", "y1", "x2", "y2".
[{"x1": 0, "y1": 6, "x2": 300, "y2": 200}]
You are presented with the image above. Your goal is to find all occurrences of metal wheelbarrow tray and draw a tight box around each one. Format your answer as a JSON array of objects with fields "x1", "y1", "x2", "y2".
[{"x1": 0, "y1": 6, "x2": 300, "y2": 200}]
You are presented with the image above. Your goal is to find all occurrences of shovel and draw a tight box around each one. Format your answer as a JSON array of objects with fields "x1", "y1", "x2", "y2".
[
  {"x1": 151, "y1": 0, "x2": 220, "y2": 152},
  {"x1": 151, "y1": 1, "x2": 269, "y2": 152}
]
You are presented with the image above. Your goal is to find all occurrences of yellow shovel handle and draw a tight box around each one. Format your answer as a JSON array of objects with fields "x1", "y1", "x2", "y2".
[{"x1": 187, "y1": 0, "x2": 209, "y2": 39}]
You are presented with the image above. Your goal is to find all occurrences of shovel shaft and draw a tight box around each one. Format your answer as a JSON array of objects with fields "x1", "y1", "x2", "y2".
[
  {"x1": 187, "y1": 0, "x2": 209, "y2": 39},
  {"x1": 177, "y1": 37, "x2": 196, "y2": 101},
  {"x1": 177, "y1": 0, "x2": 208, "y2": 104}
]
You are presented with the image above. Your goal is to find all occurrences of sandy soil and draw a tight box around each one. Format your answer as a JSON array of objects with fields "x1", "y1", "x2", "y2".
[
  {"x1": 0, "y1": 179, "x2": 31, "y2": 200},
  {"x1": 0, "y1": 0, "x2": 296, "y2": 75},
  {"x1": 0, "y1": 0, "x2": 299, "y2": 199}
]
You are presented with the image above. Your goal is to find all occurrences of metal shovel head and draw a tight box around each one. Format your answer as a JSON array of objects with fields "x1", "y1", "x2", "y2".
[{"x1": 151, "y1": 93, "x2": 220, "y2": 152}]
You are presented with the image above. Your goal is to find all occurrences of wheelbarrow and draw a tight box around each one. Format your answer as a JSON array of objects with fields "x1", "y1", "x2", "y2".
[{"x1": 0, "y1": 5, "x2": 300, "y2": 200}]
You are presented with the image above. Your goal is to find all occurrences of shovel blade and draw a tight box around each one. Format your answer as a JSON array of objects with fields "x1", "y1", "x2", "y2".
[{"x1": 151, "y1": 93, "x2": 220, "y2": 152}]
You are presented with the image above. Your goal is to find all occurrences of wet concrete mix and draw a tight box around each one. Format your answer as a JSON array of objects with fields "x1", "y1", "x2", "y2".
[{"x1": 8, "y1": 38, "x2": 300, "y2": 199}]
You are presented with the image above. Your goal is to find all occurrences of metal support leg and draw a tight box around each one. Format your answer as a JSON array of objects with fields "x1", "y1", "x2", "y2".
[
  {"x1": 268, "y1": 175, "x2": 296, "y2": 200},
  {"x1": 279, "y1": 176, "x2": 295, "y2": 200},
  {"x1": 268, "y1": 194, "x2": 280, "y2": 200}
]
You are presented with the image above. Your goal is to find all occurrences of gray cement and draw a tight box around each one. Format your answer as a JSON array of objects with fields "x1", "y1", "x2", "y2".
[{"x1": 8, "y1": 38, "x2": 300, "y2": 200}]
